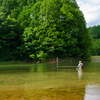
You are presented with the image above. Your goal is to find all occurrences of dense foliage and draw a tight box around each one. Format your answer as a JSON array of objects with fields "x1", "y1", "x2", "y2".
[
  {"x1": 88, "y1": 25, "x2": 100, "y2": 55},
  {"x1": 0, "y1": 0, "x2": 92, "y2": 61}
]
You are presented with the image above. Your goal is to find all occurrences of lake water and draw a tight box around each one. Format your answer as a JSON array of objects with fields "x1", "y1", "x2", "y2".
[{"x1": 0, "y1": 62, "x2": 100, "y2": 100}]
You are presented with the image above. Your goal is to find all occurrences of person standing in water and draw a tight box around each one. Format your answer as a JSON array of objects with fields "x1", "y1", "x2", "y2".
[
  {"x1": 78, "y1": 61, "x2": 83, "y2": 80},
  {"x1": 78, "y1": 61, "x2": 83, "y2": 68}
]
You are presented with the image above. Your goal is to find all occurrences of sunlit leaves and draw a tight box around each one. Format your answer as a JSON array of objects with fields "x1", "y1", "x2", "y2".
[{"x1": 0, "y1": 0, "x2": 92, "y2": 61}]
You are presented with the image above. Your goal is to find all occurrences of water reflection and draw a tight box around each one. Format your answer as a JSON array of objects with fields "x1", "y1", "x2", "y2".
[
  {"x1": 78, "y1": 68, "x2": 83, "y2": 81},
  {"x1": 30, "y1": 63, "x2": 56, "y2": 72},
  {"x1": 0, "y1": 62, "x2": 100, "y2": 100},
  {"x1": 84, "y1": 84, "x2": 100, "y2": 100},
  {"x1": 0, "y1": 63, "x2": 56, "y2": 73}
]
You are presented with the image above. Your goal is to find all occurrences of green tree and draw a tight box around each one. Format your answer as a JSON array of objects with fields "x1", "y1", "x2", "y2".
[
  {"x1": 88, "y1": 25, "x2": 100, "y2": 39},
  {"x1": 88, "y1": 25, "x2": 100, "y2": 55},
  {"x1": 94, "y1": 39, "x2": 100, "y2": 55},
  {"x1": 22, "y1": 0, "x2": 92, "y2": 60},
  {"x1": 0, "y1": 15, "x2": 22, "y2": 60},
  {"x1": 0, "y1": 0, "x2": 92, "y2": 61}
]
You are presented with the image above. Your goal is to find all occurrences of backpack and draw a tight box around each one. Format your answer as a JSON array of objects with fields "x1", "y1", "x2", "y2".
[{"x1": 80, "y1": 63, "x2": 83, "y2": 68}]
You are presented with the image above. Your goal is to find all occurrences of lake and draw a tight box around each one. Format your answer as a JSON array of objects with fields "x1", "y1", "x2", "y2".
[{"x1": 0, "y1": 61, "x2": 100, "y2": 100}]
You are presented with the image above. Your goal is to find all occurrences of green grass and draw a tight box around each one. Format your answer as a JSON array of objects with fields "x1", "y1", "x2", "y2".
[{"x1": 91, "y1": 56, "x2": 100, "y2": 61}]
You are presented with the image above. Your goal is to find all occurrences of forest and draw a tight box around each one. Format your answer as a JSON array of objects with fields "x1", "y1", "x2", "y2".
[
  {"x1": 0, "y1": 0, "x2": 92, "y2": 62},
  {"x1": 88, "y1": 25, "x2": 100, "y2": 56}
]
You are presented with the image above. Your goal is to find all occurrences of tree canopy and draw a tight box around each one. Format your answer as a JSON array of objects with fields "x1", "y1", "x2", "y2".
[
  {"x1": 88, "y1": 25, "x2": 100, "y2": 55},
  {"x1": 0, "y1": 0, "x2": 92, "y2": 61}
]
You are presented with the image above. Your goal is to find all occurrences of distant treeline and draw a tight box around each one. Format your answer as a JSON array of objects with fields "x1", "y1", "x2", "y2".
[
  {"x1": 88, "y1": 25, "x2": 100, "y2": 55},
  {"x1": 0, "y1": 0, "x2": 92, "y2": 62}
]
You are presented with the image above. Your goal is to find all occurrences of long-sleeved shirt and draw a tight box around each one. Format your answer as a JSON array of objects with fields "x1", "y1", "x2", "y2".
[{"x1": 78, "y1": 63, "x2": 83, "y2": 68}]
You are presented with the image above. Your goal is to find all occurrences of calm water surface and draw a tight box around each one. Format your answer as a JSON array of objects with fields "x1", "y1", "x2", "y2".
[{"x1": 0, "y1": 62, "x2": 100, "y2": 100}]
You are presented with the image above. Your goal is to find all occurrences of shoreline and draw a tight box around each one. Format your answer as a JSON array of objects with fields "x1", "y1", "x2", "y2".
[{"x1": 0, "y1": 56, "x2": 100, "y2": 65}]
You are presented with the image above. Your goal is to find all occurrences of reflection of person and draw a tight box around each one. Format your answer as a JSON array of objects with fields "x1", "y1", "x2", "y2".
[
  {"x1": 78, "y1": 61, "x2": 83, "y2": 68},
  {"x1": 78, "y1": 68, "x2": 82, "y2": 81},
  {"x1": 78, "y1": 61, "x2": 83, "y2": 80}
]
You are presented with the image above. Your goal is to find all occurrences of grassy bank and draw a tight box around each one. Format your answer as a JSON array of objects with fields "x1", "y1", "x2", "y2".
[{"x1": 91, "y1": 56, "x2": 100, "y2": 62}]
